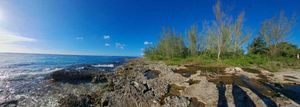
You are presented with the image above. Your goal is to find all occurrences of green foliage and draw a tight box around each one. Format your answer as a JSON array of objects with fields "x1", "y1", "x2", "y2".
[
  {"x1": 248, "y1": 36, "x2": 269, "y2": 55},
  {"x1": 155, "y1": 54, "x2": 300, "y2": 72},
  {"x1": 221, "y1": 54, "x2": 268, "y2": 66},
  {"x1": 276, "y1": 42, "x2": 299, "y2": 57},
  {"x1": 144, "y1": 28, "x2": 187, "y2": 59},
  {"x1": 143, "y1": 45, "x2": 163, "y2": 60},
  {"x1": 187, "y1": 25, "x2": 198, "y2": 56},
  {"x1": 248, "y1": 36, "x2": 299, "y2": 58},
  {"x1": 259, "y1": 12, "x2": 296, "y2": 56},
  {"x1": 199, "y1": 1, "x2": 250, "y2": 59}
]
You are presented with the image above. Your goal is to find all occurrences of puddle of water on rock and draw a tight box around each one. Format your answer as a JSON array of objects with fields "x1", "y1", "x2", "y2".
[
  {"x1": 173, "y1": 69, "x2": 197, "y2": 78},
  {"x1": 186, "y1": 79, "x2": 201, "y2": 85},
  {"x1": 144, "y1": 69, "x2": 161, "y2": 79},
  {"x1": 173, "y1": 66, "x2": 226, "y2": 78}
]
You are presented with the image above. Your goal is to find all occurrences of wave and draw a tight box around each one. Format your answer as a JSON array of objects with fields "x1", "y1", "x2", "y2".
[
  {"x1": 92, "y1": 64, "x2": 114, "y2": 68},
  {"x1": 1, "y1": 68, "x2": 63, "y2": 81}
]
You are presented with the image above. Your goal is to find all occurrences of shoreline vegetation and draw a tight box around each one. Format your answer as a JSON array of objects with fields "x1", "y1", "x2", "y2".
[{"x1": 143, "y1": 1, "x2": 300, "y2": 72}]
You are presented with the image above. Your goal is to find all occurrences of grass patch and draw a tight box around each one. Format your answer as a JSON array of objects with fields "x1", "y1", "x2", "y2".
[{"x1": 146, "y1": 54, "x2": 300, "y2": 72}]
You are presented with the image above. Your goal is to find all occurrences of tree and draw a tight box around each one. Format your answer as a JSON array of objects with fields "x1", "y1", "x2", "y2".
[
  {"x1": 187, "y1": 25, "x2": 198, "y2": 56},
  {"x1": 156, "y1": 28, "x2": 187, "y2": 59},
  {"x1": 276, "y1": 42, "x2": 299, "y2": 57},
  {"x1": 233, "y1": 12, "x2": 250, "y2": 54},
  {"x1": 208, "y1": 1, "x2": 249, "y2": 59},
  {"x1": 248, "y1": 36, "x2": 268, "y2": 55},
  {"x1": 259, "y1": 12, "x2": 296, "y2": 56},
  {"x1": 213, "y1": 1, "x2": 228, "y2": 60}
]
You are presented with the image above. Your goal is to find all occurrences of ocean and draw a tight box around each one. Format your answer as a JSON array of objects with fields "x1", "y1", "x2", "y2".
[
  {"x1": 0, "y1": 53, "x2": 133, "y2": 79},
  {"x1": 0, "y1": 53, "x2": 134, "y2": 106}
]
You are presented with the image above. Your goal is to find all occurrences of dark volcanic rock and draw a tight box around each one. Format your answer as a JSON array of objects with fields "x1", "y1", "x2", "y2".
[
  {"x1": 144, "y1": 69, "x2": 161, "y2": 79},
  {"x1": 0, "y1": 100, "x2": 18, "y2": 107},
  {"x1": 50, "y1": 69, "x2": 111, "y2": 84},
  {"x1": 59, "y1": 93, "x2": 103, "y2": 107}
]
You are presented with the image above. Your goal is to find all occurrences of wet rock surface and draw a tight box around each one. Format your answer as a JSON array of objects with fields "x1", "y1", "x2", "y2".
[{"x1": 50, "y1": 65, "x2": 115, "y2": 84}]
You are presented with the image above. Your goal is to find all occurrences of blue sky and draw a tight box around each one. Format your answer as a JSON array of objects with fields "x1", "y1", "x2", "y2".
[{"x1": 0, "y1": 0, "x2": 299, "y2": 56}]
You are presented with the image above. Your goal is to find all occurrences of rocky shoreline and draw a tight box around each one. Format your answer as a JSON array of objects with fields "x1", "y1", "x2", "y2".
[
  {"x1": 57, "y1": 58, "x2": 300, "y2": 107},
  {"x1": 1, "y1": 58, "x2": 300, "y2": 107}
]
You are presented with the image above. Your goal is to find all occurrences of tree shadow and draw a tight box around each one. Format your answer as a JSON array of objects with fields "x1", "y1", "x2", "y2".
[
  {"x1": 263, "y1": 82, "x2": 300, "y2": 105},
  {"x1": 240, "y1": 77, "x2": 277, "y2": 107},
  {"x1": 280, "y1": 86, "x2": 300, "y2": 104},
  {"x1": 217, "y1": 82, "x2": 228, "y2": 107},
  {"x1": 232, "y1": 83, "x2": 256, "y2": 107}
]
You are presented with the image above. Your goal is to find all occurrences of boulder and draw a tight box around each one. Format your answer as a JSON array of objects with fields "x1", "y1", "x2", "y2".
[{"x1": 162, "y1": 96, "x2": 190, "y2": 107}]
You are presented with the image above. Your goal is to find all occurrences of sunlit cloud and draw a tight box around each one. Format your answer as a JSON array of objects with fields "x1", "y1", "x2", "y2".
[
  {"x1": 104, "y1": 35, "x2": 110, "y2": 39},
  {"x1": 105, "y1": 43, "x2": 110, "y2": 47},
  {"x1": 0, "y1": 32, "x2": 36, "y2": 43},
  {"x1": 0, "y1": 31, "x2": 38, "y2": 53},
  {"x1": 144, "y1": 41, "x2": 153, "y2": 45},
  {"x1": 75, "y1": 37, "x2": 84, "y2": 40},
  {"x1": 115, "y1": 43, "x2": 125, "y2": 49},
  {"x1": 0, "y1": 7, "x2": 6, "y2": 22}
]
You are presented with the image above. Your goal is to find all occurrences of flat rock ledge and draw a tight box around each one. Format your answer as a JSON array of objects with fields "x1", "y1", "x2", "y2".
[{"x1": 58, "y1": 58, "x2": 300, "y2": 107}]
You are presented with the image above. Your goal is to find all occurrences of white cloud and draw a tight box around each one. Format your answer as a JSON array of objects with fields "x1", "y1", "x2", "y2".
[
  {"x1": 0, "y1": 6, "x2": 7, "y2": 23},
  {"x1": 144, "y1": 41, "x2": 153, "y2": 45},
  {"x1": 104, "y1": 35, "x2": 110, "y2": 39},
  {"x1": 75, "y1": 37, "x2": 84, "y2": 40},
  {"x1": 0, "y1": 32, "x2": 36, "y2": 43},
  {"x1": 115, "y1": 43, "x2": 125, "y2": 49},
  {"x1": 0, "y1": 31, "x2": 38, "y2": 53},
  {"x1": 105, "y1": 43, "x2": 110, "y2": 47}
]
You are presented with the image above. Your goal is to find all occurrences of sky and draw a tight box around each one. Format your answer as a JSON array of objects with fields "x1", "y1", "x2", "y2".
[{"x1": 0, "y1": 0, "x2": 299, "y2": 56}]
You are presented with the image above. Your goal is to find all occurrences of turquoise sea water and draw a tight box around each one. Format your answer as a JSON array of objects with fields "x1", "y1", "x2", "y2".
[
  {"x1": 0, "y1": 53, "x2": 132, "y2": 72},
  {"x1": 0, "y1": 53, "x2": 134, "y2": 80},
  {"x1": 0, "y1": 53, "x2": 134, "y2": 105}
]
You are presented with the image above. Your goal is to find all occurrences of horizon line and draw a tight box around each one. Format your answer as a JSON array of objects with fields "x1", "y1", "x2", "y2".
[{"x1": 0, "y1": 51, "x2": 139, "y2": 57}]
